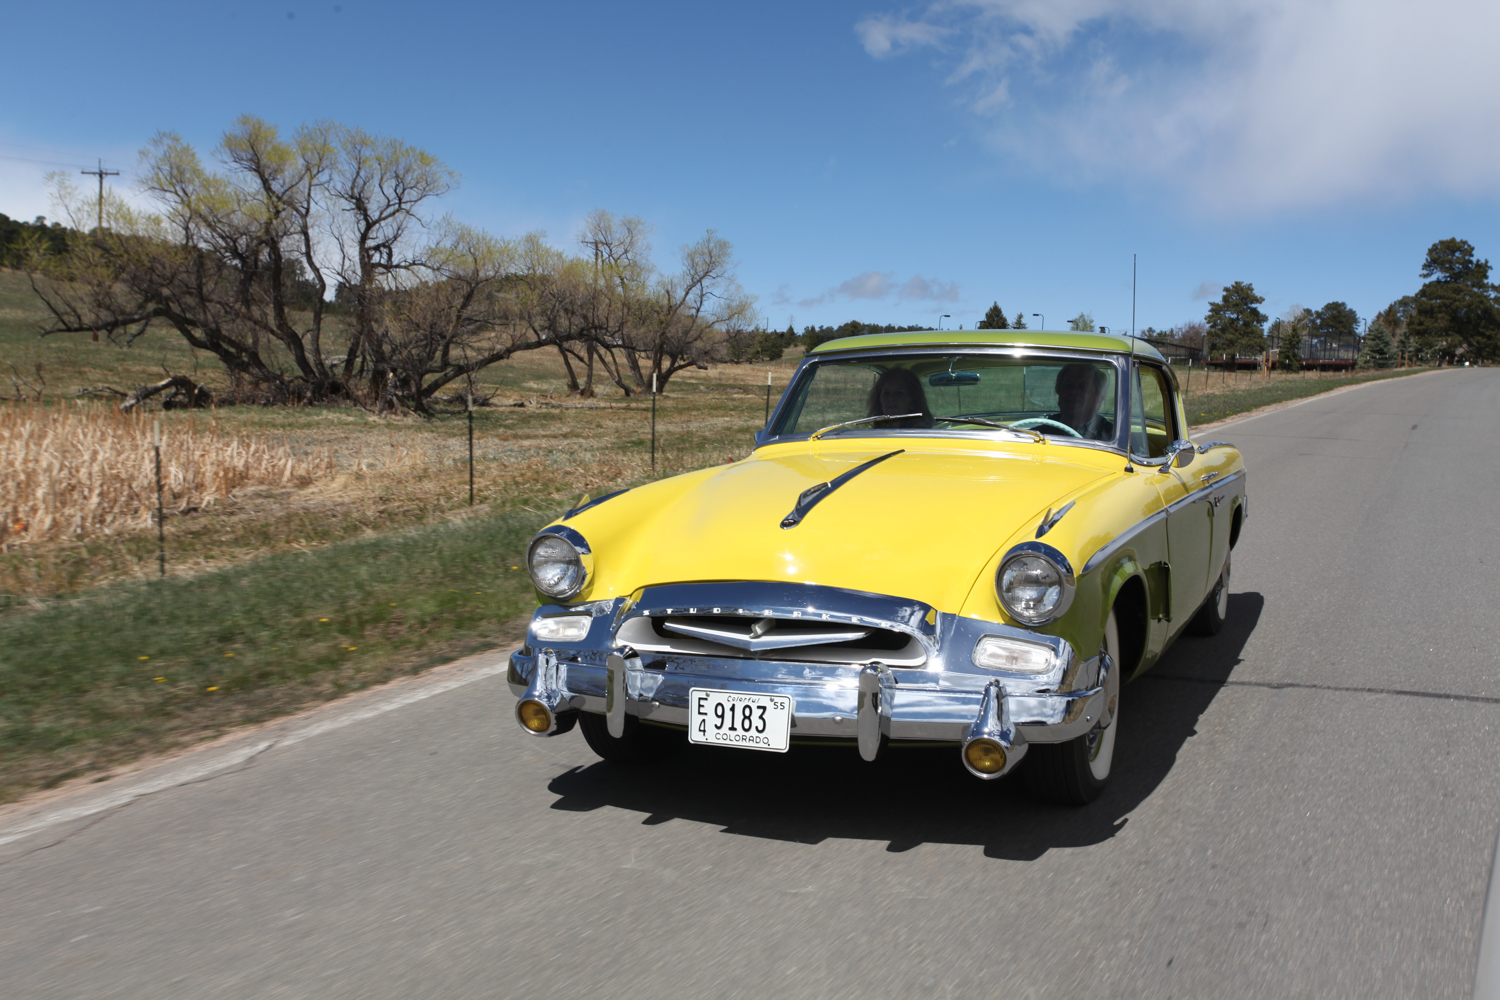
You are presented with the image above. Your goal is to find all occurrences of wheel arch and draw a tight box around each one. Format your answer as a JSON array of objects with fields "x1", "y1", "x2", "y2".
[{"x1": 1100, "y1": 557, "x2": 1150, "y2": 682}]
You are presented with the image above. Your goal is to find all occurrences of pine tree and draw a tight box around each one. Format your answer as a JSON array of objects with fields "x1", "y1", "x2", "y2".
[
  {"x1": 1358, "y1": 318, "x2": 1397, "y2": 369},
  {"x1": 1277, "y1": 323, "x2": 1302, "y2": 371},
  {"x1": 1068, "y1": 312, "x2": 1096, "y2": 332},
  {"x1": 1012, "y1": 312, "x2": 1027, "y2": 330},
  {"x1": 978, "y1": 302, "x2": 1009, "y2": 329},
  {"x1": 1206, "y1": 282, "x2": 1268, "y2": 358}
]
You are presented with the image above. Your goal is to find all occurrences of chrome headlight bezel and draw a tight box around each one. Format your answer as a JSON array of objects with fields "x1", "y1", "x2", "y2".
[
  {"x1": 526, "y1": 526, "x2": 594, "y2": 602},
  {"x1": 995, "y1": 541, "x2": 1076, "y2": 626}
]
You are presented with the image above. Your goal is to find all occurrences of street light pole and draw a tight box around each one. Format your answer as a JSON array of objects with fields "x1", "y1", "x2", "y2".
[
  {"x1": 937, "y1": 314, "x2": 950, "y2": 330},
  {"x1": 1033, "y1": 313, "x2": 1044, "y2": 330}
]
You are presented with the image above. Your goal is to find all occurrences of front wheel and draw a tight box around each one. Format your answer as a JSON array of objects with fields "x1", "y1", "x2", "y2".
[
  {"x1": 578, "y1": 712, "x2": 679, "y2": 765},
  {"x1": 1187, "y1": 554, "x2": 1231, "y2": 636},
  {"x1": 1022, "y1": 610, "x2": 1120, "y2": 805}
]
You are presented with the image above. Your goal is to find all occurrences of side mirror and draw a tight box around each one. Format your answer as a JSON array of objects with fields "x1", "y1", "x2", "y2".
[{"x1": 1158, "y1": 439, "x2": 1195, "y2": 471}]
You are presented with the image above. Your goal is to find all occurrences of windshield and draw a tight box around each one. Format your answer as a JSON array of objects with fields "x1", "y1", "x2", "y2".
[{"x1": 773, "y1": 354, "x2": 1120, "y2": 443}]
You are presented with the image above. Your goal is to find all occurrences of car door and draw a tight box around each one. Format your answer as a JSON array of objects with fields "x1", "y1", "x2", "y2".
[{"x1": 1131, "y1": 361, "x2": 1213, "y2": 626}]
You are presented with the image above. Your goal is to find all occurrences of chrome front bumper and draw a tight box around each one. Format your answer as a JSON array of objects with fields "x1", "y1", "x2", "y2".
[
  {"x1": 506, "y1": 583, "x2": 1115, "y2": 778},
  {"x1": 506, "y1": 647, "x2": 1110, "y2": 743}
]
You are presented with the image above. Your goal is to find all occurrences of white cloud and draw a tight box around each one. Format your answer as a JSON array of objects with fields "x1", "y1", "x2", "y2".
[
  {"x1": 855, "y1": 13, "x2": 951, "y2": 57},
  {"x1": 797, "y1": 269, "x2": 962, "y2": 307},
  {"x1": 1191, "y1": 280, "x2": 1222, "y2": 301},
  {"x1": 837, "y1": 270, "x2": 898, "y2": 299},
  {"x1": 856, "y1": 0, "x2": 1500, "y2": 213},
  {"x1": 899, "y1": 274, "x2": 961, "y2": 301}
]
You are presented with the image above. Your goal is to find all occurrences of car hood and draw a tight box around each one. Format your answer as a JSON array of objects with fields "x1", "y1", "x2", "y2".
[{"x1": 577, "y1": 441, "x2": 1116, "y2": 614}]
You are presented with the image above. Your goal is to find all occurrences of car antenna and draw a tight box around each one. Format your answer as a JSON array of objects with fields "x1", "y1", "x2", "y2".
[{"x1": 1125, "y1": 252, "x2": 1137, "y2": 473}]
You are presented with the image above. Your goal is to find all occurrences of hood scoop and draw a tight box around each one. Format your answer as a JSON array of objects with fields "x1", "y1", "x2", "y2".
[
  {"x1": 662, "y1": 616, "x2": 871, "y2": 652},
  {"x1": 779, "y1": 449, "x2": 904, "y2": 529}
]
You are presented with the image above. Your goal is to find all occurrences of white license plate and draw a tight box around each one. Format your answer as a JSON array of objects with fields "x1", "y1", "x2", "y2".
[{"x1": 688, "y1": 689, "x2": 792, "y2": 753}]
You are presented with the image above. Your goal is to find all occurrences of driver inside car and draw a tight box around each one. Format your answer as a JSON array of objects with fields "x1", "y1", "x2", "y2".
[
  {"x1": 867, "y1": 368, "x2": 934, "y2": 428},
  {"x1": 1050, "y1": 363, "x2": 1114, "y2": 440}
]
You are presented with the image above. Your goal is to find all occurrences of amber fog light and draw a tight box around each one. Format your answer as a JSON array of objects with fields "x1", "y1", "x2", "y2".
[
  {"x1": 963, "y1": 738, "x2": 1007, "y2": 775},
  {"x1": 517, "y1": 699, "x2": 553, "y2": 733}
]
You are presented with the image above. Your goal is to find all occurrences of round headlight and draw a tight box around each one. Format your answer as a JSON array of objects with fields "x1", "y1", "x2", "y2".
[
  {"x1": 996, "y1": 543, "x2": 1075, "y2": 625},
  {"x1": 527, "y1": 529, "x2": 591, "y2": 600}
]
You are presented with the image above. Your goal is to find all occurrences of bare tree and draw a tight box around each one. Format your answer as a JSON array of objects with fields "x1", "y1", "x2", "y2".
[
  {"x1": 628, "y1": 230, "x2": 756, "y2": 392},
  {"x1": 372, "y1": 220, "x2": 534, "y2": 412},
  {"x1": 25, "y1": 117, "x2": 562, "y2": 409},
  {"x1": 25, "y1": 127, "x2": 750, "y2": 408}
]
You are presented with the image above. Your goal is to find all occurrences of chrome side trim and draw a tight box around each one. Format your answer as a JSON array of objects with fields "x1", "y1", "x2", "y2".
[
  {"x1": 781, "y1": 449, "x2": 905, "y2": 529},
  {"x1": 1035, "y1": 500, "x2": 1076, "y2": 538},
  {"x1": 1080, "y1": 469, "x2": 1245, "y2": 575},
  {"x1": 1195, "y1": 440, "x2": 1234, "y2": 453},
  {"x1": 1080, "y1": 508, "x2": 1169, "y2": 576},
  {"x1": 1165, "y1": 469, "x2": 1244, "y2": 515}
]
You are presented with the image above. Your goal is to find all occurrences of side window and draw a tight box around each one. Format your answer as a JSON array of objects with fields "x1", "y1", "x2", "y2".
[{"x1": 1130, "y1": 364, "x2": 1174, "y2": 459}]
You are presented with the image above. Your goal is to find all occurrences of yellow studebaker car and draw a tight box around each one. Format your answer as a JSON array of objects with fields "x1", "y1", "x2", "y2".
[{"x1": 508, "y1": 330, "x2": 1246, "y2": 804}]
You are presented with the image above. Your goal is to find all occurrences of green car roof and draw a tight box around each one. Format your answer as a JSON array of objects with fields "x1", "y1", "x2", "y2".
[{"x1": 808, "y1": 329, "x2": 1166, "y2": 361}]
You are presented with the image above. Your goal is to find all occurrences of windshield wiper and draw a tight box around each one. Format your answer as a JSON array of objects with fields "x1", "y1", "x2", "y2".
[
  {"x1": 808, "y1": 413, "x2": 923, "y2": 441},
  {"x1": 939, "y1": 416, "x2": 1045, "y2": 443}
]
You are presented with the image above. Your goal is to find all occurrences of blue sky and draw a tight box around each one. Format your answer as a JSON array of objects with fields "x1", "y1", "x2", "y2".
[{"x1": 4, "y1": 0, "x2": 1498, "y2": 334}]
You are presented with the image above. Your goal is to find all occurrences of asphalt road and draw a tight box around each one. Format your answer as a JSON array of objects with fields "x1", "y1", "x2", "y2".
[{"x1": 2, "y1": 368, "x2": 1498, "y2": 999}]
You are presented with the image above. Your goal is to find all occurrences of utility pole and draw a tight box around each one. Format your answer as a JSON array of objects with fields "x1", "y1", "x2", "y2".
[{"x1": 80, "y1": 159, "x2": 119, "y2": 233}]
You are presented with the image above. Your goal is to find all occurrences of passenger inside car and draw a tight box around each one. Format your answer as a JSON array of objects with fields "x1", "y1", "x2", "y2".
[
  {"x1": 867, "y1": 368, "x2": 933, "y2": 428},
  {"x1": 1050, "y1": 363, "x2": 1115, "y2": 440}
]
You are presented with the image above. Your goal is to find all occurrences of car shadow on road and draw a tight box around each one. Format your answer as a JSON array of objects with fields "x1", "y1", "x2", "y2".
[{"x1": 546, "y1": 593, "x2": 1264, "y2": 860}]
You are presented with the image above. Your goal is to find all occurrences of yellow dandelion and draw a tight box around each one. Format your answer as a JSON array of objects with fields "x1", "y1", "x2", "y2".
[
  {"x1": 319, "y1": 618, "x2": 330, "y2": 622},
  {"x1": 510, "y1": 566, "x2": 519, "y2": 570},
  {"x1": 138, "y1": 656, "x2": 150, "y2": 661},
  {"x1": 225, "y1": 653, "x2": 234, "y2": 657},
  {"x1": 153, "y1": 677, "x2": 166, "y2": 682},
  {"x1": 207, "y1": 686, "x2": 219, "y2": 692},
  {"x1": 347, "y1": 646, "x2": 358, "y2": 651},
  {"x1": 389, "y1": 603, "x2": 397, "y2": 607}
]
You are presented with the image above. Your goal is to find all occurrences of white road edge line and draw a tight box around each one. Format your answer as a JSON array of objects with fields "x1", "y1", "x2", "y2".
[{"x1": 0, "y1": 660, "x2": 507, "y2": 850}]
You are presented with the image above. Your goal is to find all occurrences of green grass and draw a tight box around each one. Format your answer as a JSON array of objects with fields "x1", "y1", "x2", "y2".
[
  {"x1": 1182, "y1": 367, "x2": 1434, "y2": 426},
  {"x1": 0, "y1": 508, "x2": 551, "y2": 802}
]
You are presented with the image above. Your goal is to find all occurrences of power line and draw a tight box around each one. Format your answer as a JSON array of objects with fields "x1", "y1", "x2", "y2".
[
  {"x1": 0, "y1": 140, "x2": 122, "y2": 164},
  {"x1": 0, "y1": 152, "x2": 97, "y2": 170}
]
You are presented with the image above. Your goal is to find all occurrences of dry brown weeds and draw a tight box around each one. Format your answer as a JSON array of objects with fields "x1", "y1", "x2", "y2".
[{"x1": 1, "y1": 403, "x2": 335, "y2": 551}]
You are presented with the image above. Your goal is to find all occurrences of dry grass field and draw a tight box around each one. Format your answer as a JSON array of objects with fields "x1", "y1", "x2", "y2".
[{"x1": 1, "y1": 268, "x2": 803, "y2": 597}]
